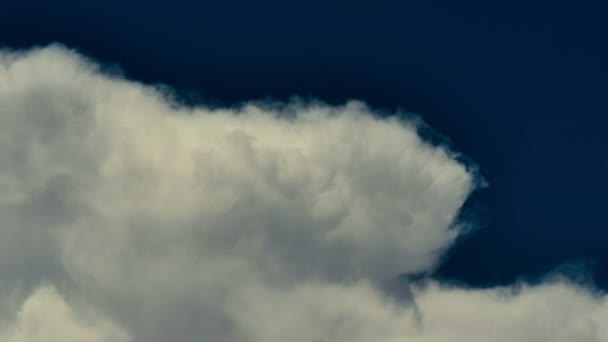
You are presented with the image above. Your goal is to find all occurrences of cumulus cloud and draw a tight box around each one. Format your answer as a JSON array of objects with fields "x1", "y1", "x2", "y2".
[
  {"x1": 0, "y1": 45, "x2": 606, "y2": 341},
  {"x1": 0, "y1": 286, "x2": 129, "y2": 342}
]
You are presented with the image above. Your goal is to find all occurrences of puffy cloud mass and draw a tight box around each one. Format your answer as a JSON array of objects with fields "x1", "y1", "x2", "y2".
[
  {"x1": 0, "y1": 45, "x2": 606, "y2": 341},
  {"x1": 0, "y1": 286, "x2": 129, "y2": 342}
]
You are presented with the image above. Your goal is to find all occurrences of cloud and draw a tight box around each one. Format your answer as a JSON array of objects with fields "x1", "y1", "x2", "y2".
[
  {"x1": 0, "y1": 286, "x2": 129, "y2": 342},
  {"x1": 0, "y1": 45, "x2": 606, "y2": 341},
  {"x1": 409, "y1": 281, "x2": 608, "y2": 342}
]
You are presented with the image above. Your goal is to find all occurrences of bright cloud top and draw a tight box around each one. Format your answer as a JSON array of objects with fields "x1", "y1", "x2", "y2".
[{"x1": 0, "y1": 45, "x2": 606, "y2": 342}]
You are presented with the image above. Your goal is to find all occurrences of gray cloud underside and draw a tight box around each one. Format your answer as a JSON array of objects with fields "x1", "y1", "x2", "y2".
[{"x1": 0, "y1": 46, "x2": 606, "y2": 342}]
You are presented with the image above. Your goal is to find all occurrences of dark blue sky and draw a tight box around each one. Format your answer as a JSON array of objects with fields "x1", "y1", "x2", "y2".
[{"x1": 3, "y1": 0, "x2": 607, "y2": 287}]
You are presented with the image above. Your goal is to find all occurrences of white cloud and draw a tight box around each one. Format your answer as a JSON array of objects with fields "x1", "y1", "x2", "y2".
[
  {"x1": 0, "y1": 45, "x2": 606, "y2": 342},
  {"x1": 234, "y1": 280, "x2": 608, "y2": 342},
  {"x1": 0, "y1": 286, "x2": 129, "y2": 342},
  {"x1": 413, "y1": 280, "x2": 608, "y2": 341}
]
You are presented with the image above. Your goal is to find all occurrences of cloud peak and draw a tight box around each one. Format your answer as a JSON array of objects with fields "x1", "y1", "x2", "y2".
[{"x1": 0, "y1": 45, "x2": 606, "y2": 342}]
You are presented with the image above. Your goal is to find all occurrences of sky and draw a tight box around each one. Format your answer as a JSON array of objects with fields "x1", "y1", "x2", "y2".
[{"x1": 1, "y1": 1, "x2": 607, "y2": 341}]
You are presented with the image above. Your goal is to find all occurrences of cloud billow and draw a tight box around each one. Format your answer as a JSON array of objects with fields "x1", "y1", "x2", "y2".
[{"x1": 0, "y1": 45, "x2": 606, "y2": 342}]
